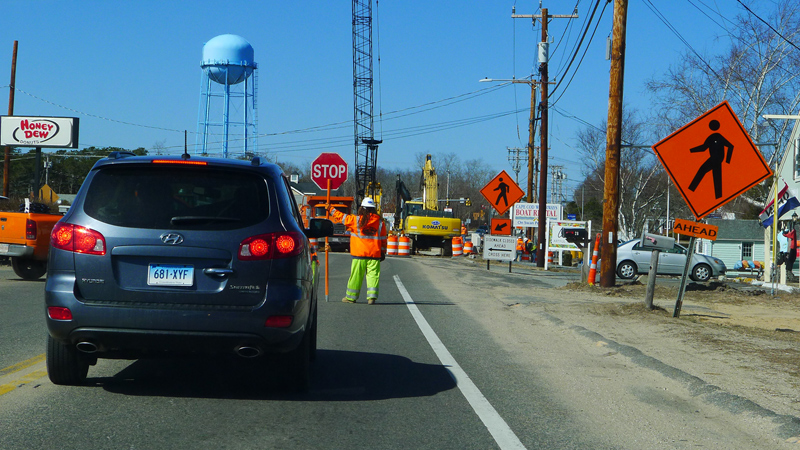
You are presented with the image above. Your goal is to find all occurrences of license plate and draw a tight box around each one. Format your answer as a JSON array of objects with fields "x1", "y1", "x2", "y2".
[
  {"x1": 0, "y1": 244, "x2": 8, "y2": 254},
  {"x1": 148, "y1": 264, "x2": 194, "y2": 286}
]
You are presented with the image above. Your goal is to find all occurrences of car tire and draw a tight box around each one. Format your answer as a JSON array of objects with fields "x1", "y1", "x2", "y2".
[
  {"x1": 12, "y1": 258, "x2": 47, "y2": 280},
  {"x1": 46, "y1": 335, "x2": 89, "y2": 386},
  {"x1": 617, "y1": 261, "x2": 637, "y2": 279},
  {"x1": 691, "y1": 263, "x2": 712, "y2": 282},
  {"x1": 309, "y1": 303, "x2": 318, "y2": 363},
  {"x1": 284, "y1": 328, "x2": 311, "y2": 394}
]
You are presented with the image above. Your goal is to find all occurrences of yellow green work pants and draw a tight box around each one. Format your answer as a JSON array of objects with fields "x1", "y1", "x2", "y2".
[{"x1": 345, "y1": 258, "x2": 381, "y2": 302}]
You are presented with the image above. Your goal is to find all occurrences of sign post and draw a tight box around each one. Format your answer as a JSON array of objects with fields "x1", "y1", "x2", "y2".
[
  {"x1": 652, "y1": 101, "x2": 772, "y2": 317},
  {"x1": 311, "y1": 153, "x2": 348, "y2": 302},
  {"x1": 1, "y1": 116, "x2": 79, "y2": 199},
  {"x1": 482, "y1": 235, "x2": 516, "y2": 272}
]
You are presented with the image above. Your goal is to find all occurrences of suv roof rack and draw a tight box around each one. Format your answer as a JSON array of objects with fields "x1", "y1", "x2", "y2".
[{"x1": 107, "y1": 151, "x2": 137, "y2": 160}]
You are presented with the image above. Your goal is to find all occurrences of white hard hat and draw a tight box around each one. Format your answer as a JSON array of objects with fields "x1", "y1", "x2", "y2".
[{"x1": 361, "y1": 197, "x2": 376, "y2": 208}]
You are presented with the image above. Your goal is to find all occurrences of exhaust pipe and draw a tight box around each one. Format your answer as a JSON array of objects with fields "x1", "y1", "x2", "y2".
[
  {"x1": 76, "y1": 341, "x2": 98, "y2": 353},
  {"x1": 235, "y1": 346, "x2": 262, "y2": 358}
]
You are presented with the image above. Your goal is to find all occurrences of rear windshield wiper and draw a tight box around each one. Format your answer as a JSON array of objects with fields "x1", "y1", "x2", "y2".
[{"x1": 170, "y1": 216, "x2": 242, "y2": 225}]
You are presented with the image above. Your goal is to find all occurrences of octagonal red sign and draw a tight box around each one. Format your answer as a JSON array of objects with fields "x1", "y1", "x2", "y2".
[{"x1": 311, "y1": 152, "x2": 348, "y2": 190}]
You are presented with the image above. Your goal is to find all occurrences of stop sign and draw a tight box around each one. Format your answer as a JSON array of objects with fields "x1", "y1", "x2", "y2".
[{"x1": 311, "y1": 152, "x2": 348, "y2": 190}]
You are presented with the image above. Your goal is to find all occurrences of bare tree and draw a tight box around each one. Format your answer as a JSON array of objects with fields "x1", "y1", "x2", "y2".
[
  {"x1": 646, "y1": 0, "x2": 800, "y2": 168},
  {"x1": 576, "y1": 108, "x2": 666, "y2": 239}
]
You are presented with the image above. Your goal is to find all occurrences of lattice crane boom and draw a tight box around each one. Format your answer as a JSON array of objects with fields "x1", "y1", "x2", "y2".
[{"x1": 352, "y1": 0, "x2": 381, "y2": 207}]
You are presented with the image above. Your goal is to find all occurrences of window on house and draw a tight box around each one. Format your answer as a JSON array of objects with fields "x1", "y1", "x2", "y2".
[{"x1": 742, "y1": 242, "x2": 753, "y2": 259}]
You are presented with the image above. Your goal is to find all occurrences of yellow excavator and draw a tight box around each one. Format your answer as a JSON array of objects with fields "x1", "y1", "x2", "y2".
[{"x1": 395, "y1": 154, "x2": 462, "y2": 254}]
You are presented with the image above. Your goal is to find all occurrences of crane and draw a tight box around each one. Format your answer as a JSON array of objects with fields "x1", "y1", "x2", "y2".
[{"x1": 352, "y1": 0, "x2": 382, "y2": 209}]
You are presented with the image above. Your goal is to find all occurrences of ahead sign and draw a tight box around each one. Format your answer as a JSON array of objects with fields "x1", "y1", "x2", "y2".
[{"x1": 311, "y1": 152, "x2": 348, "y2": 190}]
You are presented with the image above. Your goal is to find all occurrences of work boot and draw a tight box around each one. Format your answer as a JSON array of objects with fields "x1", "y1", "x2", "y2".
[
  {"x1": 342, "y1": 297, "x2": 356, "y2": 304},
  {"x1": 367, "y1": 298, "x2": 376, "y2": 305}
]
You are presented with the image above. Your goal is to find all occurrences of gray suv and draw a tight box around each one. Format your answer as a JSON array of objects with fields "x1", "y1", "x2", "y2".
[{"x1": 45, "y1": 152, "x2": 332, "y2": 391}]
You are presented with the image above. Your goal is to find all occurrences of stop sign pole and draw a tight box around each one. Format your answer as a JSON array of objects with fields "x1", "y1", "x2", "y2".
[{"x1": 311, "y1": 153, "x2": 348, "y2": 302}]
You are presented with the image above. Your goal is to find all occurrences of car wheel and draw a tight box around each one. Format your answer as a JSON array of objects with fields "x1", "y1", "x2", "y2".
[
  {"x1": 691, "y1": 263, "x2": 712, "y2": 282},
  {"x1": 617, "y1": 261, "x2": 637, "y2": 279},
  {"x1": 284, "y1": 328, "x2": 311, "y2": 394},
  {"x1": 12, "y1": 258, "x2": 47, "y2": 280},
  {"x1": 46, "y1": 335, "x2": 89, "y2": 386},
  {"x1": 309, "y1": 303, "x2": 318, "y2": 363}
]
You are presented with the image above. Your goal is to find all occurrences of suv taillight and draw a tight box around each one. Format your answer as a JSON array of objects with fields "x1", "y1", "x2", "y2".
[
  {"x1": 51, "y1": 223, "x2": 106, "y2": 256},
  {"x1": 239, "y1": 232, "x2": 304, "y2": 260},
  {"x1": 26, "y1": 218, "x2": 37, "y2": 240}
]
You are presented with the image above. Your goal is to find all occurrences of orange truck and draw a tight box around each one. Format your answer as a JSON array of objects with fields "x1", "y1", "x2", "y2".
[
  {"x1": 301, "y1": 195, "x2": 354, "y2": 252},
  {"x1": 0, "y1": 200, "x2": 62, "y2": 279}
]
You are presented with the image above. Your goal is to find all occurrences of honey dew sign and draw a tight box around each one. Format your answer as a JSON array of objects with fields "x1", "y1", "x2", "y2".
[{"x1": 0, "y1": 116, "x2": 79, "y2": 148}]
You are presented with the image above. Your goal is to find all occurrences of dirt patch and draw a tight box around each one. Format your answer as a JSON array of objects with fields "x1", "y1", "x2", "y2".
[
  {"x1": 561, "y1": 279, "x2": 800, "y2": 331},
  {"x1": 560, "y1": 279, "x2": 800, "y2": 390}
]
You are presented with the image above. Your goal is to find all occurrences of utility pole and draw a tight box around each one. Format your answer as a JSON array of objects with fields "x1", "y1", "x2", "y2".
[
  {"x1": 513, "y1": 6, "x2": 578, "y2": 267},
  {"x1": 600, "y1": 0, "x2": 629, "y2": 287},
  {"x1": 3, "y1": 41, "x2": 18, "y2": 197},
  {"x1": 526, "y1": 86, "x2": 538, "y2": 204}
]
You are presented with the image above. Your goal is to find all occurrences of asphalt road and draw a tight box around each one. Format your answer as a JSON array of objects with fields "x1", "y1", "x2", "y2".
[
  {"x1": 0, "y1": 256, "x2": 790, "y2": 449},
  {"x1": 0, "y1": 255, "x2": 586, "y2": 450}
]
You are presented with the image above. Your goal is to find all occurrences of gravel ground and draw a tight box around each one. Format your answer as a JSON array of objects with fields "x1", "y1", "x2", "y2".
[{"x1": 410, "y1": 255, "x2": 800, "y2": 447}]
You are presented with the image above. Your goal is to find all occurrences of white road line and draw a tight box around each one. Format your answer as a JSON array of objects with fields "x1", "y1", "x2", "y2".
[{"x1": 393, "y1": 275, "x2": 526, "y2": 450}]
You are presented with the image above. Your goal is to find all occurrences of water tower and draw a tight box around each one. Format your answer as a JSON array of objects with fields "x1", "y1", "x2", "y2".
[{"x1": 196, "y1": 34, "x2": 258, "y2": 158}]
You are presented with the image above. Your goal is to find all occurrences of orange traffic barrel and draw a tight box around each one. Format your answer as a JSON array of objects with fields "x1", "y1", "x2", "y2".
[
  {"x1": 463, "y1": 240, "x2": 473, "y2": 255},
  {"x1": 547, "y1": 251, "x2": 553, "y2": 264},
  {"x1": 452, "y1": 236, "x2": 463, "y2": 257},
  {"x1": 397, "y1": 235, "x2": 411, "y2": 257},
  {"x1": 387, "y1": 235, "x2": 398, "y2": 256},
  {"x1": 309, "y1": 237, "x2": 318, "y2": 252}
]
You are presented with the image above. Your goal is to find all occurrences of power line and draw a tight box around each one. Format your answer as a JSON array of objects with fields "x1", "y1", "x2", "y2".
[
  {"x1": 642, "y1": 0, "x2": 721, "y2": 80},
  {"x1": 550, "y1": 0, "x2": 611, "y2": 107},
  {"x1": 550, "y1": 0, "x2": 604, "y2": 99},
  {"x1": 735, "y1": 0, "x2": 800, "y2": 52}
]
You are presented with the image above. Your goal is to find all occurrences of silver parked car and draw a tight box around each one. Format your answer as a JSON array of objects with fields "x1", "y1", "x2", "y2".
[{"x1": 616, "y1": 238, "x2": 726, "y2": 282}]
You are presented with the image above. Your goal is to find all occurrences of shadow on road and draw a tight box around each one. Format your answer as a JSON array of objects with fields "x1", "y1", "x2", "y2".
[{"x1": 94, "y1": 349, "x2": 456, "y2": 401}]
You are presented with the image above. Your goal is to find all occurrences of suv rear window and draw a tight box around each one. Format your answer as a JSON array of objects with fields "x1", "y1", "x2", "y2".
[{"x1": 83, "y1": 166, "x2": 269, "y2": 230}]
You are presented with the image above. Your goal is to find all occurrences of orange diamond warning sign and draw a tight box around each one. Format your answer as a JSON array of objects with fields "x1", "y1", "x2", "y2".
[
  {"x1": 652, "y1": 101, "x2": 772, "y2": 220},
  {"x1": 480, "y1": 170, "x2": 525, "y2": 215}
]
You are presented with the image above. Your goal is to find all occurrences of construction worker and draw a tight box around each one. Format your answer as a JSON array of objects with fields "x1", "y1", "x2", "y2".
[
  {"x1": 515, "y1": 236, "x2": 524, "y2": 261},
  {"x1": 328, "y1": 197, "x2": 387, "y2": 304}
]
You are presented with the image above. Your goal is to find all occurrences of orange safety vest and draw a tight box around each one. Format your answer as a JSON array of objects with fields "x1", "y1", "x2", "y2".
[
  {"x1": 516, "y1": 238, "x2": 524, "y2": 251},
  {"x1": 329, "y1": 208, "x2": 388, "y2": 259}
]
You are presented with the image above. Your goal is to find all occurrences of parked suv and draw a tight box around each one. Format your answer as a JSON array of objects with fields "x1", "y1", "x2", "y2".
[{"x1": 44, "y1": 153, "x2": 332, "y2": 391}]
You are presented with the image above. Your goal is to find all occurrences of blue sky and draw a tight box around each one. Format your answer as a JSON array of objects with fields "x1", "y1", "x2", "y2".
[{"x1": 0, "y1": 1, "x2": 752, "y2": 196}]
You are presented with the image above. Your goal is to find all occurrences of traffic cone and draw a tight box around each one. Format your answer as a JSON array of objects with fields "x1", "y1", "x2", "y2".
[{"x1": 588, "y1": 233, "x2": 601, "y2": 285}]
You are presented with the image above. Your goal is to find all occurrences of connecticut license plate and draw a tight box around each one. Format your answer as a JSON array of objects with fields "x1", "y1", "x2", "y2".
[{"x1": 147, "y1": 264, "x2": 194, "y2": 286}]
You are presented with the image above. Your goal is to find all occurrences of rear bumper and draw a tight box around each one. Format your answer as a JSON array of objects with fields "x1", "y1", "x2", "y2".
[
  {"x1": 45, "y1": 272, "x2": 312, "y2": 358},
  {"x1": 61, "y1": 327, "x2": 298, "y2": 359},
  {"x1": 0, "y1": 243, "x2": 35, "y2": 258}
]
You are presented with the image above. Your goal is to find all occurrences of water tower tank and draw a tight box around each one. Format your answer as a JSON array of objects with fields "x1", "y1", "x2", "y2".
[{"x1": 202, "y1": 34, "x2": 254, "y2": 85}]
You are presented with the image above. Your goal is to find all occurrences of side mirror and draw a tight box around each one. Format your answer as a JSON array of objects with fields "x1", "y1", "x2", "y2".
[{"x1": 305, "y1": 218, "x2": 334, "y2": 238}]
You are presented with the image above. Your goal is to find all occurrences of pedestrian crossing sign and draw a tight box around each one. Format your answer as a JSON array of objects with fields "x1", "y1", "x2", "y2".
[
  {"x1": 480, "y1": 170, "x2": 525, "y2": 215},
  {"x1": 652, "y1": 101, "x2": 772, "y2": 220}
]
